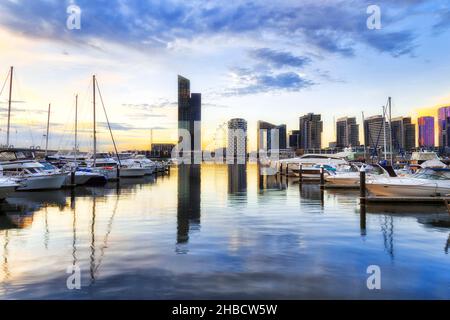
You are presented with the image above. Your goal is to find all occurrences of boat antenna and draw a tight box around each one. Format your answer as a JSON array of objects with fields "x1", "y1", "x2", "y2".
[
  {"x1": 388, "y1": 97, "x2": 393, "y2": 165},
  {"x1": 45, "y1": 103, "x2": 51, "y2": 156},
  {"x1": 6, "y1": 66, "x2": 13, "y2": 147},
  {"x1": 94, "y1": 77, "x2": 121, "y2": 167}
]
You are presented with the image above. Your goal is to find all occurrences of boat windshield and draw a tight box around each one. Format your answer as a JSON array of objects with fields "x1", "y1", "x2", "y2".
[{"x1": 414, "y1": 169, "x2": 450, "y2": 180}]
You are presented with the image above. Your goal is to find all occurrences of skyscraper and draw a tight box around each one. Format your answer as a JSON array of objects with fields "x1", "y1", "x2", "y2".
[
  {"x1": 364, "y1": 115, "x2": 391, "y2": 150},
  {"x1": 391, "y1": 117, "x2": 415, "y2": 152},
  {"x1": 438, "y1": 106, "x2": 450, "y2": 147},
  {"x1": 299, "y1": 113, "x2": 323, "y2": 150},
  {"x1": 336, "y1": 117, "x2": 360, "y2": 148},
  {"x1": 418, "y1": 116, "x2": 435, "y2": 148},
  {"x1": 257, "y1": 121, "x2": 287, "y2": 152},
  {"x1": 178, "y1": 75, "x2": 201, "y2": 155},
  {"x1": 227, "y1": 118, "x2": 248, "y2": 162},
  {"x1": 288, "y1": 130, "x2": 301, "y2": 150}
]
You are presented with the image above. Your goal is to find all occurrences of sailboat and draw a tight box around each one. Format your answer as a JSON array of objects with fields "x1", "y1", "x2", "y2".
[{"x1": 0, "y1": 67, "x2": 66, "y2": 191}]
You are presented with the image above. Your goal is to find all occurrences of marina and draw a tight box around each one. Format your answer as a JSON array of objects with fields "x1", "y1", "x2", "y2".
[{"x1": 0, "y1": 164, "x2": 449, "y2": 299}]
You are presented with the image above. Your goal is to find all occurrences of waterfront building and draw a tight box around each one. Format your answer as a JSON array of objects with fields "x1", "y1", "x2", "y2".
[
  {"x1": 336, "y1": 117, "x2": 360, "y2": 148},
  {"x1": 288, "y1": 130, "x2": 301, "y2": 150},
  {"x1": 151, "y1": 143, "x2": 176, "y2": 158},
  {"x1": 257, "y1": 121, "x2": 287, "y2": 152},
  {"x1": 299, "y1": 113, "x2": 323, "y2": 150},
  {"x1": 227, "y1": 118, "x2": 248, "y2": 161},
  {"x1": 364, "y1": 115, "x2": 391, "y2": 151},
  {"x1": 178, "y1": 75, "x2": 201, "y2": 155},
  {"x1": 438, "y1": 106, "x2": 450, "y2": 147},
  {"x1": 418, "y1": 116, "x2": 435, "y2": 148},
  {"x1": 391, "y1": 117, "x2": 416, "y2": 152}
]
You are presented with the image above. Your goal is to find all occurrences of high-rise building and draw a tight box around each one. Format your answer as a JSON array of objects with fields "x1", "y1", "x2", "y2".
[
  {"x1": 299, "y1": 113, "x2": 323, "y2": 150},
  {"x1": 257, "y1": 121, "x2": 287, "y2": 152},
  {"x1": 438, "y1": 106, "x2": 450, "y2": 147},
  {"x1": 391, "y1": 117, "x2": 415, "y2": 152},
  {"x1": 336, "y1": 117, "x2": 360, "y2": 148},
  {"x1": 178, "y1": 75, "x2": 201, "y2": 154},
  {"x1": 364, "y1": 115, "x2": 391, "y2": 150},
  {"x1": 288, "y1": 130, "x2": 301, "y2": 149},
  {"x1": 227, "y1": 118, "x2": 248, "y2": 161},
  {"x1": 418, "y1": 116, "x2": 435, "y2": 148}
]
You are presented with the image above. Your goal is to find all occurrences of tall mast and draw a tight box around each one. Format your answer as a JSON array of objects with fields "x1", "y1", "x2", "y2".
[
  {"x1": 383, "y1": 105, "x2": 387, "y2": 161},
  {"x1": 6, "y1": 66, "x2": 13, "y2": 147},
  {"x1": 362, "y1": 111, "x2": 366, "y2": 160},
  {"x1": 75, "y1": 94, "x2": 78, "y2": 167},
  {"x1": 388, "y1": 97, "x2": 393, "y2": 165},
  {"x1": 93, "y1": 75, "x2": 97, "y2": 166},
  {"x1": 45, "y1": 103, "x2": 51, "y2": 156}
]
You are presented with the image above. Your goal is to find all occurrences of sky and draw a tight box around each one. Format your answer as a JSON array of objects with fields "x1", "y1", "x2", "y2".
[{"x1": 0, "y1": 0, "x2": 449, "y2": 152}]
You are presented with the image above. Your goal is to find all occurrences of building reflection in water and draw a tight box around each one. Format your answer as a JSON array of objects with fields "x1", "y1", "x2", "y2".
[
  {"x1": 228, "y1": 164, "x2": 247, "y2": 194},
  {"x1": 176, "y1": 164, "x2": 201, "y2": 253},
  {"x1": 257, "y1": 164, "x2": 287, "y2": 191}
]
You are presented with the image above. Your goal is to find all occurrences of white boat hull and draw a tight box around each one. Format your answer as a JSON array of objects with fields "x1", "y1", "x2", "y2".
[
  {"x1": 366, "y1": 179, "x2": 450, "y2": 197},
  {"x1": 120, "y1": 168, "x2": 146, "y2": 177},
  {"x1": 17, "y1": 174, "x2": 66, "y2": 191}
]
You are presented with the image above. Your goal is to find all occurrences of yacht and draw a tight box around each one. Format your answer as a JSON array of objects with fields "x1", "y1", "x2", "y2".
[
  {"x1": 0, "y1": 150, "x2": 66, "y2": 191},
  {"x1": 366, "y1": 168, "x2": 450, "y2": 197},
  {"x1": 133, "y1": 155, "x2": 156, "y2": 175},
  {"x1": 83, "y1": 153, "x2": 119, "y2": 181},
  {"x1": 116, "y1": 153, "x2": 148, "y2": 177},
  {"x1": 0, "y1": 174, "x2": 19, "y2": 201},
  {"x1": 277, "y1": 154, "x2": 348, "y2": 177},
  {"x1": 325, "y1": 163, "x2": 391, "y2": 186}
]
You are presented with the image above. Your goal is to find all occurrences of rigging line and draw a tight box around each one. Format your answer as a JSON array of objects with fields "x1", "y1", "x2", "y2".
[
  {"x1": 94, "y1": 78, "x2": 121, "y2": 166},
  {"x1": 0, "y1": 68, "x2": 10, "y2": 98}
]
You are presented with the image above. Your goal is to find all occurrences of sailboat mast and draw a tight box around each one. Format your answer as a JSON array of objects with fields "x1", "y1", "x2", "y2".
[
  {"x1": 75, "y1": 94, "x2": 78, "y2": 167},
  {"x1": 93, "y1": 75, "x2": 97, "y2": 166},
  {"x1": 45, "y1": 103, "x2": 51, "y2": 156},
  {"x1": 6, "y1": 66, "x2": 13, "y2": 147},
  {"x1": 388, "y1": 97, "x2": 393, "y2": 165},
  {"x1": 383, "y1": 105, "x2": 387, "y2": 161}
]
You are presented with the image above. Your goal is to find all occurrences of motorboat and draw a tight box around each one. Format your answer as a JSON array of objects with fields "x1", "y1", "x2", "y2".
[
  {"x1": 366, "y1": 168, "x2": 450, "y2": 197},
  {"x1": 133, "y1": 155, "x2": 156, "y2": 175},
  {"x1": 325, "y1": 163, "x2": 390, "y2": 186},
  {"x1": 83, "y1": 153, "x2": 119, "y2": 181},
  {"x1": 0, "y1": 175, "x2": 19, "y2": 201},
  {"x1": 0, "y1": 150, "x2": 67, "y2": 191},
  {"x1": 277, "y1": 154, "x2": 348, "y2": 177},
  {"x1": 116, "y1": 153, "x2": 149, "y2": 177}
]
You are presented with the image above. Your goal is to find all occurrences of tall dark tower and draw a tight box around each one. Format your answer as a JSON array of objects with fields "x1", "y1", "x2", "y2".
[{"x1": 178, "y1": 75, "x2": 201, "y2": 157}]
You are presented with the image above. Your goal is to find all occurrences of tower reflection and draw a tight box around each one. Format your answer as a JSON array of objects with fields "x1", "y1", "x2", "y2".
[
  {"x1": 176, "y1": 164, "x2": 201, "y2": 253},
  {"x1": 227, "y1": 164, "x2": 247, "y2": 194}
]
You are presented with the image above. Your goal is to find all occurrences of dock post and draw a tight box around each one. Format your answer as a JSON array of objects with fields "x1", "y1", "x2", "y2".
[
  {"x1": 117, "y1": 166, "x2": 120, "y2": 180},
  {"x1": 285, "y1": 163, "x2": 289, "y2": 176},
  {"x1": 299, "y1": 164, "x2": 303, "y2": 183},
  {"x1": 320, "y1": 165, "x2": 325, "y2": 189},
  {"x1": 280, "y1": 163, "x2": 284, "y2": 176},
  {"x1": 70, "y1": 170, "x2": 75, "y2": 186},
  {"x1": 359, "y1": 167, "x2": 366, "y2": 204}
]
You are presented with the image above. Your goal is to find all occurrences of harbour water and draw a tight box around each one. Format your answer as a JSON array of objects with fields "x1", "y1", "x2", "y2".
[{"x1": 0, "y1": 164, "x2": 449, "y2": 299}]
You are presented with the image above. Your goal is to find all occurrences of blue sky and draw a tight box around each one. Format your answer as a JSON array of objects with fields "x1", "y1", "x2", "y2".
[{"x1": 0, "y1": 0, "x2": 449, "y2": 151}]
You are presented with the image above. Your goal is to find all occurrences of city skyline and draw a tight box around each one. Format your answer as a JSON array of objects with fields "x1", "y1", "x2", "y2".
[{"x1": 0, "y1": 1, "x2": 449, "y2": 152}]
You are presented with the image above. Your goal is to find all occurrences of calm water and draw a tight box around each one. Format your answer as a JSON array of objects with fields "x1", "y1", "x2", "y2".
[{"x1": 0, "y1": 164, "x2": 449, "y2": 299}]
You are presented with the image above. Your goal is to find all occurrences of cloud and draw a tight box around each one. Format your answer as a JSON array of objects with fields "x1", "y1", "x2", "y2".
[
  {"x1": 0, "y1": 0, "x2": 427, "y2": 58},
  {"x1": 249, "y1": 48, "x2": 311, "y2": 68},
  {"x1": 433, "y1": 9, "x2": 450, "y2": 33},
  {"x1": 224, "y1": 68, "x2": 314, "y2": 96}
]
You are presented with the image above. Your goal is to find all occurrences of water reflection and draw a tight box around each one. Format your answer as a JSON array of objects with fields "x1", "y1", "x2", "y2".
[
  {"x1": 228, "y1": 164, "x2": 247, "y2": 194},
  {"x1": 176, "y1": 165, "x2": 201, "y2": 253},
  {"x1": 0, "y1": 164, "x2": 449, "y2": 299}
]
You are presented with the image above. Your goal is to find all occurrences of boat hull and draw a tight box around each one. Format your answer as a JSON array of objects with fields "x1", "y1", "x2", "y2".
[
  {"x1": 17, "y1": 174, "x2": 66, "y2": 191},
  {"x1": 120, "y1": 168, "x2": 146, "y2": 177},
  {"x1": 0, "y1": 185, "x2": 17, "y2": 200},
  {"x1": 366, "y1": 181, "x2": 450, "y2": 197}
]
